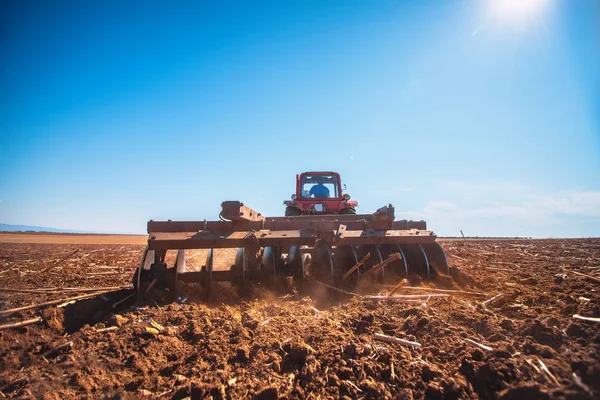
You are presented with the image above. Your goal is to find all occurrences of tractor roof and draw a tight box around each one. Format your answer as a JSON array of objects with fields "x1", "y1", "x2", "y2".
[{"x1": 301, "y1": 171, "x2": 339, "y2": 175}]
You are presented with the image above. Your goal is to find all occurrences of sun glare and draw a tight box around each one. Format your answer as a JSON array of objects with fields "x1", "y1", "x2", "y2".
[{"x1": 487, "y1": 0, "x2": 552, "y2": 24}]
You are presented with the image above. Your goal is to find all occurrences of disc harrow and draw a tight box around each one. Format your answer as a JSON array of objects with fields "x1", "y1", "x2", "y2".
[{"x1": 134, "y1": 201, "x2": 449, "y2": 299}]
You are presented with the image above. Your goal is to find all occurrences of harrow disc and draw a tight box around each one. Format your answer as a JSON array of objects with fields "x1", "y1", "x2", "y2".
[
  {"x1": 261, "y1": 247, "x2": 286, "y2": 286},
  {"x1": 173, "y1": 249, "x2": 186, "y2": 295},
  {"x1": 143, "y1": 248, "x2": 154, "y2": 270},
  {"x1": 234, "y1": 248, "x2": 243, "y2": 273},
  {"x1": 201, "y1": 249, "x2": 214, "y2": 299},
  {"x1": 232, "y1": 248, "x2": 247, "y2": 293},
  {"x1": 175, "y1": 249, "x2": 186, "y2": 274},
  {"x1": 138, "y1": 201, "x2": 452, "y2": 301},
  {"x1": 333, "y1": 245, "x2": 359, "y2": 288},
  {"x1": 310, "y1": 240, "x2": 334, "y2": 284},
  {"x1": 379, "y1": 244, "x2": 408, "y2": 278},
  {"x1": 357, "y1": 245, "x2": 385, "y2": 282},
  {"x1": 135, "y1": 246, "x2": 150, "y2": 292},
  {"x1": 421, "y1": 242, "x2": 450, "y2": 275},
  {"x1": 399, "y1": 244, "x2": 430, "y2": 278},
  {"x1": 287, "y1": 246, "x2": 306, "y2": 287}
]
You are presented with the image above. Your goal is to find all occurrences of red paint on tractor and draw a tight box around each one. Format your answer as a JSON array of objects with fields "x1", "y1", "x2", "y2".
[{"x1": 283, "y1": 171, "x2": 358, "y2": 216}]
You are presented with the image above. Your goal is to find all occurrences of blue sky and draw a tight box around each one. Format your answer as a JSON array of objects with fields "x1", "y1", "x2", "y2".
[{"x1": 1, "y1": 0, "x2": 598, "y2": 237}]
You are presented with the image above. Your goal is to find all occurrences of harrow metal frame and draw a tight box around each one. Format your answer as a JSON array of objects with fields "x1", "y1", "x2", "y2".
[{"x1": 135, "y1": 201, "x2": 448, "y2": 299}]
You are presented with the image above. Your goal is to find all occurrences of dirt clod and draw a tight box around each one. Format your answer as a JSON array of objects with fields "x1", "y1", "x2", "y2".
[
  {"x1": 566, "y1": 323, "x2": 588, "y2": 338},
  {"x1": 499, "y1": 383, "x2": 550, "y2": 400},
  {"x1": 107, "y1": 314, "x2": 127, "y2": 327}
]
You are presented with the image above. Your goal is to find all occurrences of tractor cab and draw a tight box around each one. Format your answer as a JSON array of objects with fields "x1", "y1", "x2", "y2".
[
  {"x1": 284, "y1": 171, "x2": 358, "y2": 216},
  {"x1": 300, "y1": 173, "x2": 340, "y2": 199}
]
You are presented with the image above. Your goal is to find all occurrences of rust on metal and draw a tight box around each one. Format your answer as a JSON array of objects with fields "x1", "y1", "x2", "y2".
[
  {"x1": 221, "y1": 201, "x2": 264, "y2": 222},
  {"x1": 137, "y1": 193, "x2": 448, "y2": 301},
  {"x1": 147, "y1": 229, "x2": 319, "y2": 250},
  {"x1": 147, "y1": 218, "x2": 425, "y2": 233},
  {"x1": 372, "y1": 205, "x2": 395, "y2": 221},
  {"x1": 335, "y1": 223, "x2": 347, "y2": 239},
  {"x1": 147, "y1": 227, "x2": 435, "y2": 250}
]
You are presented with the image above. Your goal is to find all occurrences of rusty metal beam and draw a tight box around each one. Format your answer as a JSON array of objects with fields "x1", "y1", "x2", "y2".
[
  {"x1": 221, "y1": 201, "x2": 264, "y2": 222},
  {"x1": 392, "y1": 220, "x2": 427, "y2": 230},
  {"x1": 147, "y1": 228, "x2": 435, "y2": 250},
  {"x1": 146, "y1": 219, "x2": 431, "y2": 233},
  {"x1": 147, "y1": 203, "x2": 413, "y2": 233},
  {"x1": 147, "y1": 229, "x2": 320, "y2": 250},
  {"x1": 372, "y1": 205, "x2": 395, "y2": 221},
  {"x1": 268, "y1": 207, "x2": 394, "y2": 222},
  {"x1": 147, "y1": 220, "x2": 386, "y2": 233},
  {"x1": 336, "y1": 229, "x2": 436, "y2": 246}
]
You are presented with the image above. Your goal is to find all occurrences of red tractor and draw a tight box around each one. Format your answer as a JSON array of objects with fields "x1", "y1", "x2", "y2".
[{"x1": 283, "y1": 171, "x2": 358, "y2": 216}]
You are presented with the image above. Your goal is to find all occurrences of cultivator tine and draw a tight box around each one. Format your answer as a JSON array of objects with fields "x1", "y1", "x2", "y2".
[{"x1": 421, "y1": 242, "x2": 450, "y2": 275}]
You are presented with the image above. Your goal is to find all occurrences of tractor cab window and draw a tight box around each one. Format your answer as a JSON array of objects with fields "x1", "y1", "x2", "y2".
[{"x1": 301, "y1": 174, "x2": 339, "y2": 199}]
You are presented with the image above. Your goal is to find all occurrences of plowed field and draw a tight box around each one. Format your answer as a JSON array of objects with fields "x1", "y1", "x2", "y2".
[{"x1": 0, "y1": 235, "x2": 598, "y2": 399}]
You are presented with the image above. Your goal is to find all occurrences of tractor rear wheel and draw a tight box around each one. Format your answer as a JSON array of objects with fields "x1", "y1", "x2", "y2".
[
  {"x1": 285, "y1": 206, "x2": 302, "y2": 216},
  {"x1": 340, "y1": 207, "x2": 356, "y2": 215}
]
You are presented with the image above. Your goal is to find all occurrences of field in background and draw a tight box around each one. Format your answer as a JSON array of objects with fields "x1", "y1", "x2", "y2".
[{"x1": 0, "y1": 233, "x2": 147, "y2": 245}]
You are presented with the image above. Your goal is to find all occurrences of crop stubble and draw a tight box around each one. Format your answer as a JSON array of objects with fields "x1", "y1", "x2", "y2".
[{"x1": 0, "y1": 234, "x2": 598, "y2": 399}]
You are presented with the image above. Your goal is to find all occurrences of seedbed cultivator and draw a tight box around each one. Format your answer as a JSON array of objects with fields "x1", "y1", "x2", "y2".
[{"x1": 134, "y1": 201, "x2": 449, "y2": 300}]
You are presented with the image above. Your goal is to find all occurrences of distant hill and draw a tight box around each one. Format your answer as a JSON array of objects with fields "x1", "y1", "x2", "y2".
[{"x1": 0, "y1": 223, "x2": 88, "y2": 234}]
